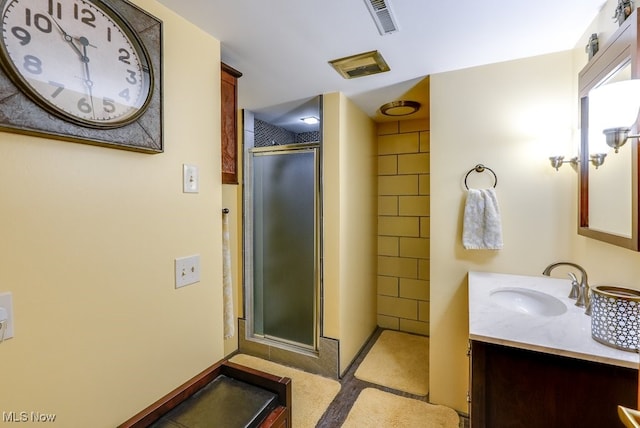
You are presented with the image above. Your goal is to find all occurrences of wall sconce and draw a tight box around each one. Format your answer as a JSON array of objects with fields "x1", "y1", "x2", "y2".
[
  {"x1": 547, "y1": 129, "x2": 590, "y2": 172},
  {"x1": 602, "y1": 127, "x2": 640, "y2": 153},
  {"x1": 551, "y1": 79, "x2": 640, "y2": 171},
  {"x1": 590, "y1": 79, "x2": 640, "y2": 154},
  {"x1": 549, "y1": 156, "x2": 578, "y2": 171},
  {"x1": 548, "y1": 154, "x2": 606, "y2": 171},
  {"x1": 589, "y1": 153, "x2": 607, "y2": 168}
]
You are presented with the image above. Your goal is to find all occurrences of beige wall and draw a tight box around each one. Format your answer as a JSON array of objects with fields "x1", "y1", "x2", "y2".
[
  {"x1": 430, "y1": 51, "x2": 576, "y2": 412},
  {"x1": 323, "y1": 92, "x2": 378, "y2": 374},
  {"x1": 0, "y1": 1, "x2": 225, "y2": 426},
  {"x1": 430, "y1": 3, "x2": 640, "y2": 413},
  {"x1": 377, "y1": 118, "x2": 431, "y2": 335}
]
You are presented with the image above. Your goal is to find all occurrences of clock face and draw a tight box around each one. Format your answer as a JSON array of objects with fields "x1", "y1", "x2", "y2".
[{"x1": 0, "y1": 0, "x2": 153, "y2": 128}]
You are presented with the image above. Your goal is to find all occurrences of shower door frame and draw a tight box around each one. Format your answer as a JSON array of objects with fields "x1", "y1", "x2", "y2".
[{"x1": 243, "y1": 142, "x2": 322, "y2": 354}]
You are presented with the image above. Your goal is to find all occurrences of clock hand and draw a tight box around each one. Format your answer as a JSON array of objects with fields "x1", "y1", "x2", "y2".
[
  {"x1": 48, "y1": 14, "x2": 84, "y2": 61},
  {"x1": 79, "y1": 37, "x2": 96, "y2": 119}
]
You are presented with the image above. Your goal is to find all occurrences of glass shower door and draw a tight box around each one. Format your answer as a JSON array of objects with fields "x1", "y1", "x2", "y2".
[{"x1": 250, "y1": 146, "x2": 318, "y2": 349}]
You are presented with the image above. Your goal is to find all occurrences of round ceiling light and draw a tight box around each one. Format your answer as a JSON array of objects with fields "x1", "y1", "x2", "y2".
[{"x1": 379, "y1": 100, "x2": 421, "y2": 116}]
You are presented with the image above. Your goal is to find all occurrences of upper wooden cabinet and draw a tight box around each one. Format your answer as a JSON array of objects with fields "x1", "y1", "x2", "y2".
[{"x1": 221, "y1": 63, "x2": 242, "y2": 184}]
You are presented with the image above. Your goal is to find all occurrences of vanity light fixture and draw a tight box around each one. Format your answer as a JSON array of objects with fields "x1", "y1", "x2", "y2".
[
  {"x1": 300, "y1": 116, "x2": 319, "y2": 125},
  {"x1": 589, "y1": 153, "x2": 607, "y2": 168},
  {"x1": 548, "y1": 154, "x2": 606, "y2": 171},
  {"x1": 602, "y1": 127, "x2": 640, "y2": 153},
  {"x1": 549, "y1": 156, "x2": 578, "y2": 171},
  {"x1": 591, "y1": 79, "x2": 640, "y2": 154}
]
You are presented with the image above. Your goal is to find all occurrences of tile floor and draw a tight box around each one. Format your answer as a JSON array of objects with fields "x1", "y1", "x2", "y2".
[{"x1": 315, "y1": 328, "x2": 469, "y2": 428}]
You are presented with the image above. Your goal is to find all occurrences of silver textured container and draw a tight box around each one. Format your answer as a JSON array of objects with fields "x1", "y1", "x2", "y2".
[{"x1": 591, "y1": 285, "x2": 640, "y2": 352}]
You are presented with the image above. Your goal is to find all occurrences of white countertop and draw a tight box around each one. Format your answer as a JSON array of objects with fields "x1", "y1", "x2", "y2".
[{"x1": 468, "y1": 271, "x2": 639, "y2": 369}]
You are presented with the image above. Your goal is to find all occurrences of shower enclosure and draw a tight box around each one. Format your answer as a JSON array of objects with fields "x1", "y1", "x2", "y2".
[{"x1": 243, "y1": 101, "x2": 321, "y2": 352}]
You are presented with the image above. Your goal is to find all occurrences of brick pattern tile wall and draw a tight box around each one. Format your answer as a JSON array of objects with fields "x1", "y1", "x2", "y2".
[{"x1": 377, "y1": 119, "x2": 430, "y2": 335}]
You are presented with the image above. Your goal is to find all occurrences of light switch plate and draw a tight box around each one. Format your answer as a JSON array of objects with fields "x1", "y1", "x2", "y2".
[
  {"x1": 0, "y1": 292, "x2": 14, "y2": 340},
  {"x1": 175, "y1": 255, "x2": 201, "y2": 288},
  {"x1": 183, "y1": 164, "x2": 199, "y2": 193}
]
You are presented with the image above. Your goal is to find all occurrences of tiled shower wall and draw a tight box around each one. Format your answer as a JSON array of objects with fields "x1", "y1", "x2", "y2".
[
  {"x1": 254, "y1": 119, "x2": 321, "y2": 147},
  {"x1": 376, "y1": 119, "x2": 430, "y2": 335}
]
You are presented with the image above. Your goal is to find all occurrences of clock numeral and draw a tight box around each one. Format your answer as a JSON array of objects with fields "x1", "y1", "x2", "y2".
[
  {"x1": 118, "y1": 48, "x2": 131, "y2": 65},
  {"x1": 25, "y1": 9, "x2": 52, "y2": 34},
  {"x1": 74, "y1": 5, "x2": 96, "y2": 28},
  {"x1": 77, "y1": 97, "x2": 92, "y2": 114},
  {"x1": 107, "y1": 27, "x2": 112, "y2": 43},
  {"x1": 34, "y1": 13, "x2": 52, "y2": 33},
  {"x1": 49, "y1": 81, "x2": 65, "y2": 98},
  {"x1": 23, "y1": 55, "x2": 42, "y2": 75},
  {"x1": 11, "y1": 27, "x2": 31, "y2": 46},
  {"x1": 119, "y1": 88, "x2": 130, "y2": 102},
  {"x1": 103, "y1": 98, "x2": 116, "y2": 114},
  {"x1": 125, "y1": 70, "x2": 137, "y2": 85},
  {"x1": 76, "y1": 98, "x2": 118, "y2": 115},
  {"x1": 48, "y1": 0, "x2": 62, "y2": 20}
]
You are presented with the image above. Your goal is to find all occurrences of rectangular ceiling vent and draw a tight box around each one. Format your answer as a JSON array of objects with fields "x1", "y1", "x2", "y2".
[
  {"x1": 328, "y1": 50, "x2": 391, "y2": 79},
  {"x1": 364, "y1": 0, "x2": 399, "y2": 35}
]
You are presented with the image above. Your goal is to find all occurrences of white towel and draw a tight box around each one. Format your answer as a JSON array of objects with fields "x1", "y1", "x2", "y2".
[
  {"x1": 462, "y1": 188, "x2": 503, "y2": 250},
  {"x1": 222, "y1": 212, "x2": 235, "y2": 339}
]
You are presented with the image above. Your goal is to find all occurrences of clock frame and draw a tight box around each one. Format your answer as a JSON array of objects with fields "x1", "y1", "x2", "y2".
[{"x1": 0, "y1": 0, "x2": 163, "y2": 153}]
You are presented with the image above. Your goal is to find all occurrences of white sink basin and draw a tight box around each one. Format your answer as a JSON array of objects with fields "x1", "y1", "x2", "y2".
[{"x1": 490, "y1": 287, "x2": 567, "y2": 316}]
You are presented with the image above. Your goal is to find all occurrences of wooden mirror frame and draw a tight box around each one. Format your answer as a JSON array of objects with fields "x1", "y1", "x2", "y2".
[{"x1": 578, "y1": 8, "x2": 640, "y2": 251}]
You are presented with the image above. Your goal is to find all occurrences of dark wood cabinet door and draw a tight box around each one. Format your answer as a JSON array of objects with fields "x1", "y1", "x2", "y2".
[
  {"x1": 471, "y1": 340, "x2": 637, "y2": 428},
  {"x1": 221, "y1": 63, "x2": 242, "y2": 184}
]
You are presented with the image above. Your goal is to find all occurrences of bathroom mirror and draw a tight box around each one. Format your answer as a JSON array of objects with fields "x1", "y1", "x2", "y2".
[{"x1": 578, "y1": 9, "x2": 640, "y2": 250}]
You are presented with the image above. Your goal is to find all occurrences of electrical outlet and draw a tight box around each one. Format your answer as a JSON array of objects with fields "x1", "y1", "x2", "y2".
[
  {"x1": 175, "y1": 255, "x2": 201, "y2": 288},
  {"x1": 0, "y1": 292, "x2": 14, "y2": 340}
]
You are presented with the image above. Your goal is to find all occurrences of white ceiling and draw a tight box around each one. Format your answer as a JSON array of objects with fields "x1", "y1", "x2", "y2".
[{"x1": 156, "y1": 0, "x2": 607, "y2": 126}]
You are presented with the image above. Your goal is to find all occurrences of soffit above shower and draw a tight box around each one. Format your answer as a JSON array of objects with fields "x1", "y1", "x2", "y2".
[{"x1": 253, "y1": 96, "x2": 322, "y2": 134}]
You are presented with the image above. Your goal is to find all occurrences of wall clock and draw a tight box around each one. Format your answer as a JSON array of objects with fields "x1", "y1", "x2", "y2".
[{"x1": 0, "y1": 0, "x2": 162, "y2": 153}]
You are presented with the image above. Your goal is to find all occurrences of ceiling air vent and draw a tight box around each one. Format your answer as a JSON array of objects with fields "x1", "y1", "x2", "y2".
[
  {"x1": 328, "y1": 50, "x2": 390, "y2": 79},
  {"x1": 364, "y1": 0, "x2": 399, "y2": 35}
]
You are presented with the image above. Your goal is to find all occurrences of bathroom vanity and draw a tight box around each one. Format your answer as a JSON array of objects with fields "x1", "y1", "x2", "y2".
[{"x1": 468, "y1": 272, "x2": 639, "y2": 428}]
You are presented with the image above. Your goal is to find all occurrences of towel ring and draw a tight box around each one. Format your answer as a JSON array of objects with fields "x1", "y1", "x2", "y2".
[{"x1": 464, "y1": 164, "x2": 497, "y2": 190}]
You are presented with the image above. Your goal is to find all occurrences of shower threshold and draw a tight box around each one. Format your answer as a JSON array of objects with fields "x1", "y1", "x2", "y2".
[{"x1": 248, "y1": 334, "x2": 319, "y2": 358}]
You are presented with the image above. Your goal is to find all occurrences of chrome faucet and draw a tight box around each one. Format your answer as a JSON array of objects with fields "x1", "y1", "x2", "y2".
[{"x1": 542, "y1": 262, "x2": 591, "y2": 315}]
